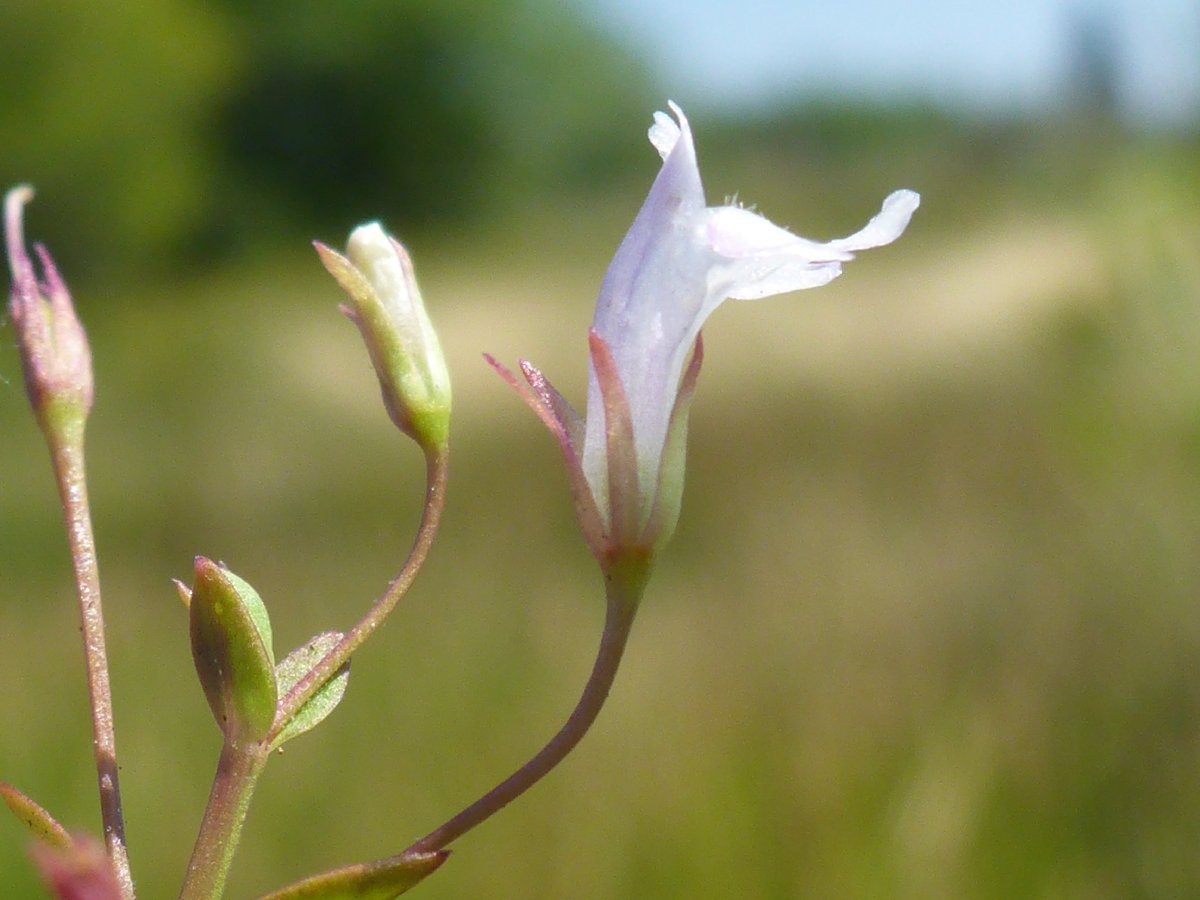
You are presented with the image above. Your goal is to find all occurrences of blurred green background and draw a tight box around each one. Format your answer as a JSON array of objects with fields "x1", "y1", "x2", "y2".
[{"x1": 3, "y1": 0, "x2": 1200, "y2": 897}]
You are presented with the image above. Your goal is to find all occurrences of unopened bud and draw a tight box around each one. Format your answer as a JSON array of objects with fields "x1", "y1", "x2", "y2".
[
  {"x1": 315, "y1": 224, "x2": 451, "y2": 452},
  {"x1": 4, "y1": 186, "x2": 94, "y2": 437},
  {"x1": 189, "y1": 558, "x2": 278, "y2": 743}
]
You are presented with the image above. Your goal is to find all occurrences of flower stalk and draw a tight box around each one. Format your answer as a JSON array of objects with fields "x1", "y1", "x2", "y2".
[
  {"x1": 5, "y1": 186, "x2": 133, "y2": 899},
  {"x1": 280, "y1": 221, "x2": 455, "y2": 730},
  {"x1": 405, "y1": 572, "x2": 643, "y2": 855},
  {"x1": 269, "y1": 220, "x2": 453, "y2": 741},
  {"x1": 48, "y1": 431, "x2": 134, "y2": 900},
  {"x1": 178, "y1": 740, "x2": 269, "y2": 900},
  {"x1": 267, "y1": 446, "x2": 448, "y2": 744}
]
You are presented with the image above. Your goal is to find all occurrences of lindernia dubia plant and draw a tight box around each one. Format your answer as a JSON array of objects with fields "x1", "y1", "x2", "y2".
[{"x1": 1, "y1": 103, "x2": 917, "y2": 899}]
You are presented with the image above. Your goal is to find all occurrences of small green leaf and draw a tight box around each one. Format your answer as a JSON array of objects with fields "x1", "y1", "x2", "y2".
[
  {"x1": 257, "y1": 850, "x2": 448, "y2": 899},
  {"x1": 271, "y1": 632, "x2": 351, "y2": 750},
  {"x1": 189, "y1": 557, "x2": 278, "y2": 742},
  {"x1": 0, "y1": 782, "x2": 72, "y2": 850}
]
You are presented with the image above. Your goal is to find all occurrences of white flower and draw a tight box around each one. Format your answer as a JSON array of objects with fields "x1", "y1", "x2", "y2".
[
  {"x1": 492, "y1": 104, "x2": 918, "y2": 584},
  {"x1": 585, "y1": 103, "x2": 919, "y2": 532}
]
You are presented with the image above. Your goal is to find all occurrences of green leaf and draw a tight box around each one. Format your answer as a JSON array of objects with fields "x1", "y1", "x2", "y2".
[
  {"x1": 189, "y1": 557, "x2": 278, "y2": 742},
  {"x1": 0, "y1": 782, "x2": 72, "y2": 850},
  {"x1": 271, "y1": 632, "x2": 351, "y2": 750},
  {"x1": 256, "y1": 850, "x2": 449, "y2": 899}
]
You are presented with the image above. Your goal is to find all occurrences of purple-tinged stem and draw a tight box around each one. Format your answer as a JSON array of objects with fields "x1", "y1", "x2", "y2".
[
  {"x1": 404, "y1": 576, "x2": 641, "y2": 855},
  {"x1": 50, "y1": 423, "x2": 134, "y2": 899},
  {"x1": 7, "y1": 185, "x2": 129, "y2": 895},
  {"x1": 267, "y1": 447, "x2": 449, "y2": 744}
]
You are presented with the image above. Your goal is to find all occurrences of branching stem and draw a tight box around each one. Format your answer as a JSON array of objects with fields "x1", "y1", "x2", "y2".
[{"x1": 179, "y1": 448, "x2": 448, "y2": 898}]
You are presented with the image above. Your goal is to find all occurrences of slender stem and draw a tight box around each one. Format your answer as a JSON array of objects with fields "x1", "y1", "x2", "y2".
[
  {"x1": 177, "y1": 740, "x2": 269, "y2": 900},
  {"x1": 176, "y1": 446, "x2": 446, "y2": 897},
  {"x1": 267, "y1": 448, "x2": 448, "y2": 744},
  {"x1": 176, "y1": 448, "x2": 445, "y2": 898},
  {"x1": 48, "y1": 415, "x2": 135, "y2": 899},
  {"x1": 405, "y1": 578, "x2": 641, "y2": 855}
]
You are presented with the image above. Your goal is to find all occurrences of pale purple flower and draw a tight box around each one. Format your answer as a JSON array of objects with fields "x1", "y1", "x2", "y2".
[{"x1": 493, "y1": 104, "x2": 918, "y2": 580}]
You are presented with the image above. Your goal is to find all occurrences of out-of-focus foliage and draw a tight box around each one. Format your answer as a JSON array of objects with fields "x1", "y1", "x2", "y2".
[
  {"x1": 0, "y1": 0, "x2": 233, "y2": 277},
  {"x1": 211, "y1": 0, "x2": 653, "y2": 240},
  {"x1": 0, "y1": 0, "x2": 652, "y2": 277}
]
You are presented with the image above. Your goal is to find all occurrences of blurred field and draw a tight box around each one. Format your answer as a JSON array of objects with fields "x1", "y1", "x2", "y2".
[{"x1": 3, "y1": 128, "x2": 1200, "y2": 900}]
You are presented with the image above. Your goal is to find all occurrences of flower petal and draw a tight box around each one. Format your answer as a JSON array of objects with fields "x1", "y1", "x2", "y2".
[
  {"x1": 704, "y1": 206, "x2": 853, "y2": 260},
  {"x1": 648, "y1": 101, "x2": 686, "y2": 160},
  {"x1": 586, "y1": 104, "x2": 708, "y2": 505},
  {"x1": 828, "y1": 189, "x2": 921, "y2": 253},
  {"x1": 722, "y1": 257, "x2": 845, "y2": 300},
  {"x1": 718, "y1": 189, "x2": 920, "y2": 301}
]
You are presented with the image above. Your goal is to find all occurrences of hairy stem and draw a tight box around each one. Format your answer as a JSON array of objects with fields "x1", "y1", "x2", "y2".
[
  {"x1": 177, "y1": 740, "x2": 269, "y2": 900},
  {"x1": 405, "y1": 578, "x2": 641, "y2": 854},
  {"x1": 268, "y1": 448, "x2": 448, "y2": 744},
  {"x1": 49, "y1": 415, "x2": 134, "y2": 899}
]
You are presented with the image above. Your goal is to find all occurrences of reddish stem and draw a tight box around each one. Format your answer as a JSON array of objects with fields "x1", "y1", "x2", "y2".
[
  {"x1": 50, "y1": 421, "x2": 134, "y2": 899},
  {"x1": 405, "y1": 580, "x2": 640, "y2": 854},
  {"x1": 268, "y1": 447, "x2": 448, "y2": 743}
]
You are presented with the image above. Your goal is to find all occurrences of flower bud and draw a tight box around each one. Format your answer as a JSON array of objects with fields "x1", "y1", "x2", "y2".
[
  {"x1": 4, "y1": 186, "x2": 94, "y2": 437},
  {"x1": 315, "y1": 225, "x2": 451, "y2": 453},
  {"x1": 189, "y1": 557, "x2": 278, "y2": 743}
]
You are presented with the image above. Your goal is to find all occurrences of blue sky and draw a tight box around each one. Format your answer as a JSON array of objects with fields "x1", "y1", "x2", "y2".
[{"x1": 582, "y1": 0, "x2": 1200, "y2": 125}]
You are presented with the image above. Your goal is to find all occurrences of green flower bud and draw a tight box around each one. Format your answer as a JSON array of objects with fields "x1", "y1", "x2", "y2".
[
  {"x1": 315, "y1": 225, "x2": 451, "y2": 453},
  {"x1": 188, "y1": 558, "x2": 277, "y2": 743}
]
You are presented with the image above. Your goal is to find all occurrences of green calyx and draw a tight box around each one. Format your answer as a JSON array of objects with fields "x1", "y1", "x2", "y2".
[
  {"x1": 189, "y1": 557, "x2": 278, "y2": 743},
  {"x1": 315, "y1": 229, "x2": 452, "y2": 454}
]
